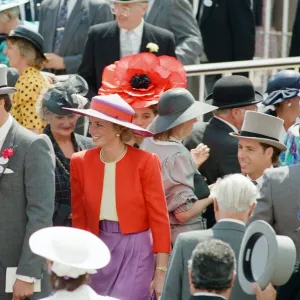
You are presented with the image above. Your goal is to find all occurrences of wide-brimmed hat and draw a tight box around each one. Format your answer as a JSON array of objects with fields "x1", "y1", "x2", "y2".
[
  {"x1": 150, "y1": 88, "x2": 217, "y2": 135},
  {"x1": 230, "y1": 111, "x2": 286, "y2": 151},
  {"x1": 29, "y1": 227, "x2": 111, "y2": 278},
  {"x1": 8, "y1": 25, "x2": 45, "y2": 58},
  {"x1": 44, "y1": 75, "x2": 88, "y2": 115},
  {"x1": 238, "y1": 220, "x2": 296, "y2": 295},
  {"x1": 0, "y1": 64, "x2": 16, "y2": 94},
  {"x1": 262, "y1": 70, "x2": 300, "y2": 107},
  {"x1": 0, "y1": 0, "x2": 29, "y2": 12},
  {"x1": 206, "y1": 76, "x2": 263, "y2": 109},
  {"x1": 64, "y1": 94, "x2": 153, "y2": 137}
]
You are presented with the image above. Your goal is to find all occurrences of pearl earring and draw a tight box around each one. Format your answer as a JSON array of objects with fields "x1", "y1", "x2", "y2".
[
  {"x1": 288, "y1": 103, "x2": 292, "y2": 107},
  {"x1": 116, "y1": 133, "x2": 120, "y2": 137}
]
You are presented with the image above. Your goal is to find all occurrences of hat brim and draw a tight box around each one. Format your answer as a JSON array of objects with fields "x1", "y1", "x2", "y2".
[
  {"x1": 206, "y1": 91, "x2": 263, "y2": 109},
  {"x1": 150, "y1": 101, "x2": 217, "y2": 135},
  {"x1": 0, "y1": 87, "x2": 17, "y2": 94},
  {"x1": 0, "y1": 0, "x2": 29, "y2": 11},
  {"x1": 229, "y1": 132, "x2": 287, "y2": 151},
  {"x1": 29, "y1": 227, "x2": 111, "y2": 270},
  {"x1": 238, "y1": 220, "x2": 296, "y2": 295},
  {"x1": 64, "y1": 107, "x2": 153, "y2": 137}
]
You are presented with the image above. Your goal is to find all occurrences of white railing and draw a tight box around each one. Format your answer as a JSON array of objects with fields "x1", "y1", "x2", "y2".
[{"x1": 185, "y1": 56, "x2": 300, "y2": 102}]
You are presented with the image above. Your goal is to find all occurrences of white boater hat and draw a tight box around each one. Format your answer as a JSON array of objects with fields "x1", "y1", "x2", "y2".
[
  {"x1": 29, "y1": 227, "x2": 111, "y2": 278},
  {"x1": 238, "y1": 220, "x2": 296, "y2": 295},
  {"x1": 0, "y1": 0, "x2": 29, "y2": 12}
]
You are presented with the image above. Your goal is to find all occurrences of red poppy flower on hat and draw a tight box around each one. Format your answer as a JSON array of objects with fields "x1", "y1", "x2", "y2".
[{"x1": 99, "y1": 53, "x2": 187, "y2": 108}]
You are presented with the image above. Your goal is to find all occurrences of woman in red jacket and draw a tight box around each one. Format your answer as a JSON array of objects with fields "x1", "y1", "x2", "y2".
[{"x1": 66, "y1": 94, "x2": 171, "y2": 300}]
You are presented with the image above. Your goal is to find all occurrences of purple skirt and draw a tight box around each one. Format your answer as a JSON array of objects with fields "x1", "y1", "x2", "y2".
[{"x1": 90, "y1": 221, "x2": 155, "y2": 300}]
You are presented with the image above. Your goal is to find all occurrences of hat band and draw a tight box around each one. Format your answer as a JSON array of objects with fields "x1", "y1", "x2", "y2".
[
  {"x1": 240, "y1": 130, "x2": 279, "y2": 142},
  {"x1": 91, "y1": 100, "x2": 134, "y2": 123}
]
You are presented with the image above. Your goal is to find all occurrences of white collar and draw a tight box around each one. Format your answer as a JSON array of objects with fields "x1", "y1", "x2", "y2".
[
  {"x1": 120, "y1": 19, "x2": 144, "y2": 37},
  {"x1": 0, "y1": 114, "x2": 12, "y2": 145},
  {"x1": 247, "y1": 165, "x2": 273, "y2": 189},
  {"x1": 214, "y1": 116, "x2": 239, "y2": 133},
  {"x1": 193, "y1": 292, "x2": 226, "y2": 299},
  {"x1": 218, "y1": 218, "x2": 245, "y2": 226}
]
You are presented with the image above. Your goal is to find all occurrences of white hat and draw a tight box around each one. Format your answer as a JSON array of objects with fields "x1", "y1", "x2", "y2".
[
  {"x1": 0, "y1": 0, "x2": 29, "y2": 12},
  {"x1": 0, "y1": 64, "x2": 16, "y2": 94},
  {"x1": 238, "y1": 220, "x2": 296, "y2": 295},
  {"x1": 230, "y1": 111, "x2": 286, "y2": 151},
  {"x1": 29, "y1": 227, "x2": 111, "y2": 279}
]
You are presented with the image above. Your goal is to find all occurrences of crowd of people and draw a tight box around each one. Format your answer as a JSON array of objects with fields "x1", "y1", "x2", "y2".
[{"x1": 0, "y1": 0, "x2": 300, "y2": 300}]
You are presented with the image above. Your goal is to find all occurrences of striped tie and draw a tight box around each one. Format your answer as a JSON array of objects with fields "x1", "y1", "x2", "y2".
[
  {"x1": 252, "y1": 180, "x2": 258, "y2": 186},
  {"x1": 53, "y1": 0, "x2": 68, "y2": 53}
]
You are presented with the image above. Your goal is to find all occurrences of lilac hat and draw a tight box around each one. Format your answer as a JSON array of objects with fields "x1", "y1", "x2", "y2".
[{"x1": 63, "y1": 94, "x2": 153, "y2": 137}]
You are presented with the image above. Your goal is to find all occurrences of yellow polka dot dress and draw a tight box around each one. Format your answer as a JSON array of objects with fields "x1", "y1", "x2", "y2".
[{"x1": 10, "y1": 66, "x2": 48, "y2": 132}]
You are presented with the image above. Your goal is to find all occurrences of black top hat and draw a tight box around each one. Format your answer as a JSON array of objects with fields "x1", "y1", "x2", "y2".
[
  {"x1": 44, "y1": 75, "x2": 89, "y2": 115},
  {"x1": 205, "y1": 75, "x2": 263, "y2": 109},
  {"x1": 8, "y1": 25, "x2": 45, "y2": 58}
]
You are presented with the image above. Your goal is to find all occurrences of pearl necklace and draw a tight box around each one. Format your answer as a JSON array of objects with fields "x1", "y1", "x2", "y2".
[{"x1": 100, "y1": 146, "x2": 127, "y2": 163}]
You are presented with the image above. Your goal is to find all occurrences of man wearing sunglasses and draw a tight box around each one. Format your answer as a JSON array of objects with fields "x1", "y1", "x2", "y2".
[{"x1": 78, "y1": 0, "x2": 176, "y2": 99}]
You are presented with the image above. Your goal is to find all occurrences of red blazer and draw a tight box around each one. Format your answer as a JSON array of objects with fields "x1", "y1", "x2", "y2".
[{"x1": 70, "y1": 146, "x2": 171, "y2": 253}]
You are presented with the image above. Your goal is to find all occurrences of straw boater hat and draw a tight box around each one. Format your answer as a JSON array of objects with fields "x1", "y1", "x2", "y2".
[
  {"x1": 64, "y1": 94, "x2": 153, "y2": 137},
  {"x1": 149, "y1": 88, "x2": 217, "y2": 135},
  {"x1": 230, "y1": 111, "x2": 287, "y2": 151},
  {"x1": 238, "y1": 220, "x2": 296, "y2": 295},
  {"x1": 29, "y1": 227, "x2": 111, "y2": 279}
]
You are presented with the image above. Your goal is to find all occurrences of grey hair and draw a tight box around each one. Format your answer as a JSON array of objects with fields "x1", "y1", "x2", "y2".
[
  {"x1": 36, "y1": 87, "x2": 53, "y2": 122},
  {"x1": 210, "y1": 174, "x2": 257, "y2": 213},
  {"x1": 189, "y1": 239, "x2": 236, "y2": 292},
  {"x1": 213, "y1": 108, "x2": 232, "y2": 117},
  {"x1": 0, "y1": 7, "x2": 19, "y2": 23}
]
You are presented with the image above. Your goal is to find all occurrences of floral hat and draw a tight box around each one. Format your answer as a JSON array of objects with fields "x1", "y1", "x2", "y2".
[{"x1": 99, "y1": 53, "x2": 187, "y2": 109}]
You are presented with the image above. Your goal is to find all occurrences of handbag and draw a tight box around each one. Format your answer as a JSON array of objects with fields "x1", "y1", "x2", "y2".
[{"x1": 193, "y1": 172, "x2": 210, "y2": 200}]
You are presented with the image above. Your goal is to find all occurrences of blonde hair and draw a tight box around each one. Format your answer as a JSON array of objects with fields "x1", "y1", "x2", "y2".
[
  {"x1": 113, "y1": 124, "x2": 134, "y2": 143},
  {"x1": 7, "y1": 38, "x2": 46, "y2": 69},
  {"x1": 153, "y1": 123, "x2": 186, "y2": 141}
]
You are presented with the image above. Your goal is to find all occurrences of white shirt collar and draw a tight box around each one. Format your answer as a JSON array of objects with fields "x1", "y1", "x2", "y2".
[
  {"x1": 218, "y1": 218, "x2": 245, "y2": 226},
  {"x1": 193, "y1": 292, "x2": 226, "y2": 299},
  {"x1": 247, "y1": 165, "x2": 273, "y2": 189},
  {"x1": 214, "y1": 116, "x2": 239, "y2": 134},
  {"x1": 120, "y1": 18, "x2": 144, "y2": 38},
  {"x1": 0, "y1": 115, "x2": 12, "y2": 150}
]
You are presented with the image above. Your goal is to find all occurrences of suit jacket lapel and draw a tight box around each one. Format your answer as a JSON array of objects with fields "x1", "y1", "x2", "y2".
[
  {"x1": 46, "y1": 0, "x2": 60, "y2": 52},
  {"x1": 59, "y1": 0, "x2": 87, "y2": 55},
  {"x1": 107, "y1": 22, "x2": 121, "y2": 62},
  {"x1": 199, "y1": 0, "x2": 215, "y2": 26},
  {"x1": 0, "y1": 119, "x2": 18, "y2": 181},
  {"x1": 139, "y1": 23, "x2": 155, "y2": 53},
  {"x1": 144, "y1": 0, "x2": 163, "y2": 24}
]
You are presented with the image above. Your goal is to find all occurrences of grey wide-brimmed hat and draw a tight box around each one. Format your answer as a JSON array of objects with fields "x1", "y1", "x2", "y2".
[
  {"x1": 230, "y1": 111, "x2": 287, "y2": 151},
  {"x1": 44, "y1": 75, "x2": 89, "y2": 115},
  {"x1": 0, "y1": 64, "x2": 16, "y2": 94},
  {"x1": 238, "y1": 220, "x2": 296, "y2": 295},
  {"x1": 150, "y1": 88, "x2": 218, "y2": 135}
]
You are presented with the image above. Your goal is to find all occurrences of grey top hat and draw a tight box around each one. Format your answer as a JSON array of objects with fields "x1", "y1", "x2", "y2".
[
  {"x1": 238, "y1": 220, "x2": 296, "y2": 295},
  {"x1": 150, "y1": 88, "x2": 217, "y2": 135},
  {"x1": 0, "y1": 64, "x2": 16, "y2": 94},
  {"x1": 0, "y1": 0, "x2": 29, "y2": 12},
  {"x1": 230, "y1": 111, "x2": 287, "y2": 151}
]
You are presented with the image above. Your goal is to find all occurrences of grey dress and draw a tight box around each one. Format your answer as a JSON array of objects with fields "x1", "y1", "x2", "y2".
[{"x1": 140, "y1": 137, "x2": 206, "y2": 244}]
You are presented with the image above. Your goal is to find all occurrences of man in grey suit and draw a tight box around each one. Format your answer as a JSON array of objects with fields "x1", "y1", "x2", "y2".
[
  {"x1": 145, "y1": 0, "x2": 202, "y2": 65},
  {"x1": 0, "y1": 65, "x2": 55, "y2": 299},
  {"x1": 39, "y1": 0, "x2": 113, "y2": 75},
  {"x1": 250, "y1": 164, "x2": 300, "y2": 300},
  {"x1": 160, "y1": 174, "x2": 257, "y2": 300}
]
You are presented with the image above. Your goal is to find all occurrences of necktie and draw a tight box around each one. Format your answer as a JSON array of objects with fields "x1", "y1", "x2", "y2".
[
  {"x1": 121, "y1": 31, "x2": 133, "y2": 58},
  {"x1": 252, "y1": 180, "x2": 258, "y2": 186},
  {"x1": 54, "y1": 0, "x2": 68, "y2": 53}
]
